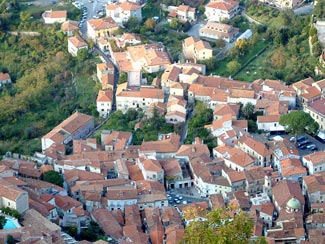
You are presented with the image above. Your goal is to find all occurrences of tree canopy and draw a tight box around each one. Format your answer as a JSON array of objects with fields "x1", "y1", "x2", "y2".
[
  {"x1": 182, "y1": 206, "x2": 266, "y2": 244},
  {"x1": 0, "y1": 215, "x2": 6, "y2": 229},
  {"x1": 43, "y1": 170, "x2": 64, "y2": 187},
  {"x1": 279, "y1": 111, "x2": 319, "y2": 136}
]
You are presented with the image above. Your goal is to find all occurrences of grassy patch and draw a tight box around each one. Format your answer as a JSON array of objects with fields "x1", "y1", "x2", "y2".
[
  {"x1": 22, "y1": 2, "x2": 80, "y2": 20},
  {"x1": 212, "y1": 39, "x2": 269, "y2": 79}
]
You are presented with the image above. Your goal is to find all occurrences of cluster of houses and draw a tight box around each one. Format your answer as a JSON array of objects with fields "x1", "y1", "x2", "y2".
[
  {"x1": 1, "y1": 71, "x2": 325, "y2": 243},
  {"x1": 1, "y1": 0, "x2": 325, "y2": 244}
]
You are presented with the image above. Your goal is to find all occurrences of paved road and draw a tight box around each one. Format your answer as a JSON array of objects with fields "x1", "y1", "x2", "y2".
[
  {"x1": 167, "y1": 187, "x2": 208, "y2": 207},
  {"x1": 294, "y1": 2, "x2": 314, "y2": 15},
  {"x1": 77, "y1": 0, "x2": 107, "y2": 34},
  {"x1": 186, "y1": 22, "x2": 205, "y2": 38}
]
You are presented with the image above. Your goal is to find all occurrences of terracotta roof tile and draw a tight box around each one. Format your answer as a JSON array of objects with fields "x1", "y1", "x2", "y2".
[
  {"x1": 61, "y1": 20, "x2": 79, "y2": 31},
  {"x1": 306, "y1": 97, "x2": 325, "y2": 116},
  {"x1": 303, "y1": 151, "x2": 325, "y2": 166},
  {"x1": 272, "y1": 179, "x2": 304, "y2": 209},
  {"x1": 140, "y1": 133, "x2": 180, "y2": 153},
  {"x1": 91, "y1": 208, "x2": 123, "y2": 239},
  {"x1": 206, "y1": 0, "x2": 239, "y2": 11},
  {"x1": 0, "y1": 72, "x2": 10, "y2": 81},
  {"x1": 88, "y1": 17, "x2": 117, "y2": 30},
  {"x1": 44, "y1": 10, "x2": 67, "y2": 19}
]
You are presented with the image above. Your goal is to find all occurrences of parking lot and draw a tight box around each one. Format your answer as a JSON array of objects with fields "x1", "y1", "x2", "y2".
[
  {"x1": 268, "y1": 133, "x2": 325, "y2": 156},
  {"x1": 72, "y1": 0, "x2": 107, "y2": 34},
  {"x1": 293, "y1": 134, "x2": 325, "y2": 156},
  {"x1": 167, "y1": 187, "x2": 209, "y2": 207}
]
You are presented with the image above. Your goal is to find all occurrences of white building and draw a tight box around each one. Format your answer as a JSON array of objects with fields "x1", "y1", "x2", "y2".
[
  {"x1": 96, "y1": 90, "x2": 113, "y2": 117},
  {"x1": 205, "y1": 0, "x2": 240, "y2": 22},
  {"x1": 0, "y1": 183, "x2": 29, "y2": 213},
  {"x1": 257, "y1": 115, "x2": 286, "y2": 132},
  {"x1": 106, "y1": 1, "x2": 142, "y2": 25},
  {"x1": 302, "y1": 151, "x2": 325, "y2": 175},
  {"x1": 68, "y1": 35, "x2": 88, "y2": 57},
  {"x1": 199, "y1": 21, "x2": 239, "y2": 43},
  {"x1": 116, "y1": 87, "x2": 164, "y2": 113},
  {"x1": 42, "y1": 10, "x2": 67, "y2": 24}
]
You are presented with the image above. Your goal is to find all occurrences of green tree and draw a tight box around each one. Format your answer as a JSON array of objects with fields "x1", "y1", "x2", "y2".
[
  {"x1": 43, "y1": 170, "x2": 64, "y2": 187},
  {"x1": 198, "y1": 57, "x2": 218, "y2": 73},
  {"x1": 118, "y1": 72, "x2": 127, "y2": 84},
  {"x1": 314, "y1": 0, "x2": 325, "y2": 20},
  {"x1": 6, "y1": 235, "x2": 16, "y2": 244},
  {"x1": 227, "y1": 60, "x2": 241, "y2": 74},
  {"x1": 242, "y1": 102, "x2": 255, "y2": 120},
  {"x1": 312, "y1": 41, "x2": 323, "y2": 57},
  {"x1": 279, "y1": 111, "x2": 319, "y2": 138},
  {"x1": 215, "y1": 38, "x2": 226, "y2": 48},
  {"x1": 0, "y1": 215, "x2": 6, "y2": 229},
  {"x1": 169, "y1": 18, "x2": 180, "y2": 29},
  {"x1": 124, "y1": 16, "x2": 140, "y2": 32},
  {"x1": 182, "y1": 206, "x2": 266, "y2": 244},
  {"x1": 67, "y1": 225, "x2": 78, "y2": 238},
  {"x1": 309, "y1": 25, "x2": 317, "y2": 37},
  {"x1": 76, "y1": 48, "x2": 89, "y2": 62},
  {"x1": 19, "y1": 11, "x2": 30, "y2": 22}
]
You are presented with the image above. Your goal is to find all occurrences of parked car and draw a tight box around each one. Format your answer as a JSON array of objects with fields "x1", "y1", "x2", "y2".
[
  {"x1": 178, "y1": 196, "x2": 183, "y2": 200},
  {"x1": 297, "y1": 135, "x2": 306, "y2": 142},
  {"x1": 297, "y1": 140, "x2": 309, "y2": 147},
  {"x1": 309, "y1": 145, "x2": 318, "y2": 151},
  {"x1": 290, "y1": 137, "x2": 295, "y2": 142},
  {"x1": 306, "y1": 143, "x2": 316, "y2": 149}
]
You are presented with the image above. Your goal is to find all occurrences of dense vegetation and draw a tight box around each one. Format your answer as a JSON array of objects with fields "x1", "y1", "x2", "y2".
[
  {"x1": 240, "y1": 2, "x2": 320, "y2": 84},
  {"x1": 314, "y1": 0, "x2": 325, "y2": 21},
  {"x1": 182, "y1": 206, "x2": 267, "y2": 244},
  {"x1": 43, "y1": 170, "x2": 64, "y2": 187},
  {"x1": 0, "y1": 207, "x2": 21, "y2": 220},
  {"x1": 100, "y1": 108, "x2": 177, "y2": 145},
  {"x1": 66, "y1": 221, "x2": 106, "y2": 241},
  {"x1": 0, "y1": 1, "x2": 100, "y2": 156},
  {"x1": 123, "y1": 14, "x2": 189, "y2": 61},
  {"x1": 0, "y1": 215, "x2": 6, "y2": 229},
  {"x1": 185, "y1": 101, "x2": 218, "y2": 152},
  {"x1": 280, "y1": 111, "x2": 319, "y2": 137}
]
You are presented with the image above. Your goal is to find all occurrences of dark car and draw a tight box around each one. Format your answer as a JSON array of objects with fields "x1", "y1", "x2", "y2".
[
  {"x1": 297, "y1": 140, "x2": 309, "y2": 147},
  {"x1": 297, "y1": 135, "x2": 306, "y2": 142}
]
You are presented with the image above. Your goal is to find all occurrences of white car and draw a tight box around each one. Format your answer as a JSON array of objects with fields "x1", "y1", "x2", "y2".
[{"x1": 93, "y1": 15, "x2": 99, "y2": 19}]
